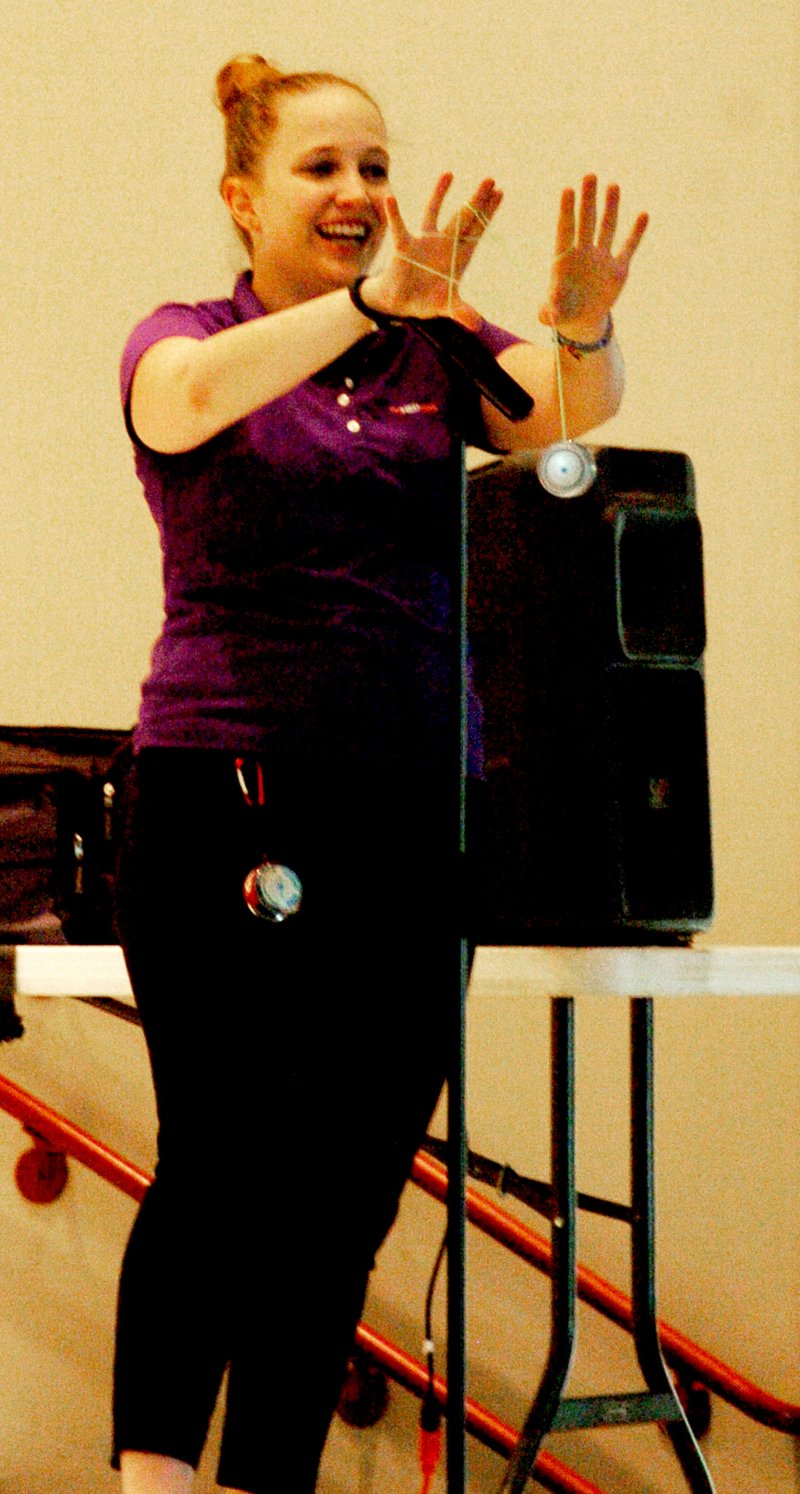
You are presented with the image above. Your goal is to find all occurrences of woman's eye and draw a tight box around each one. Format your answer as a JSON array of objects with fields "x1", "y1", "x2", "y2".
[{"x1": 302, "y1": 159, "x2": 388, "y2": 182}]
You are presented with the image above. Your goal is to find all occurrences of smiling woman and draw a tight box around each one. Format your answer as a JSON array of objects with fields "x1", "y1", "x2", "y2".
[
  {"x1": 112, "y1": 48, "x2": 648, "y2": 1494},
  {"x1": 217, "y1": 57, "x2": 390, "y2": 304}
]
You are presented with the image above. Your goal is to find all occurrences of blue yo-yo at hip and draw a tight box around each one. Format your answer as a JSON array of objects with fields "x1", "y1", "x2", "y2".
[{"x1": 243, "y1": 861, "x2": 303, "y2": 922}]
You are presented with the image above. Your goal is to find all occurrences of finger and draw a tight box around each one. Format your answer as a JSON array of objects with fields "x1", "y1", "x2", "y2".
[
  {"x1": 468, "y1": 177, "x2": 502, "y2": 219},
  {"x1": 456, "y1": 179, "x2": 503, "y2": 239},
  {"x1": 597, "y1": 183, "x2": 620, "y2": 252},
  {"x1": 383, "y1": 194, "x2": 410, "y2": 250},
  {"x1": 421, "y1": 173, "x2": 454, "y2": 234},
  {"x1": 577, "y1": 174, "x2": 598, "y2": 246},
  {"x1": 553, "y1": 187, "x2": 575, "y2": 258},
  {"x1": 618, "y1": 210, "x2": 650, "y2": 264}
]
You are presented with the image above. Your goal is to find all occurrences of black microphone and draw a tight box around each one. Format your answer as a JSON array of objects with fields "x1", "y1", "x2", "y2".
[
  {"x1": 403, "y1": 315, "x2": 534, "y2": 423},
  {"x1": 349, "y1": 277, "x2": 534, "y2": 423}
]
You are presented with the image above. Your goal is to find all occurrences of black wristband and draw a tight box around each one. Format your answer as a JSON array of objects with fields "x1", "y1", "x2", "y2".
[{"x1": 349, "y1": 275, "x2": 399, "y2": 327}]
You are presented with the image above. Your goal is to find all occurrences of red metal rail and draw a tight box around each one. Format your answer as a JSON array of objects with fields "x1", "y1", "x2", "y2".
[
  {"x1": 0, "y1": 1073, "x2": 149, "y2": 1204},
  {"x1": 1, "y1": 1071, "x2": 798, "y2": 1450},
  {"x1": 0, "y1": 1072, "x2": 600, "y2": 1494},
  {"x1": 354, "y1": 1322, "x2": 605, "y2": 1494},
  {"x1": 410, "y1": 1152, "x2": 800, "y2": 1437}
]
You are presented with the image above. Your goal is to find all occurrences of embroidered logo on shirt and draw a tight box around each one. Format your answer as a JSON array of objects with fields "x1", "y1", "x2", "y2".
[{"x1": 388, "y1": 402, "x2": 440, "y2": 416}]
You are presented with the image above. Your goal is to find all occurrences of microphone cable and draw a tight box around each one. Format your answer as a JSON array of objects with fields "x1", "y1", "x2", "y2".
[{"x1": 418, "y1": 1225, "x2": 448, "y2": 1493}]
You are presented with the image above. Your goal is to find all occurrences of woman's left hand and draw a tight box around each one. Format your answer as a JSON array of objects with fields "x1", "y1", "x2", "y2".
[{"x1": 539, "y1": 175, "x2": 649, "y2": 335}]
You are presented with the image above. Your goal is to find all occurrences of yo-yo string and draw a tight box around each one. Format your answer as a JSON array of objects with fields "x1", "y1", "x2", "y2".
[
  {"x1": 394, "y1": 253, "x2": 476, "y2": 281},
  {"x1": 447, "y1": 205, "x2": 462, "y2": 316},
  {"x1": 392, "y1": 198, "x2": 571, "y2": 442},
  {"x1": 392, "y1": 199, "x2": 494, "y2": 313},
  {"x1": 546, "y1": 232, "x2": 584, "y2": 442},
  {"x1": 394, "y1": 199, "x2": 559, "y2": 342},
  {"x1": 546, "y1": 308, "x2": 570, "y2": 442}
]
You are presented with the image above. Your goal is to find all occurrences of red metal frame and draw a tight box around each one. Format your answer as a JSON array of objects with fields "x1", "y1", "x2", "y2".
[
  {"x1": 0, "y1": 1073, "x2": 599, "y2": 1494},
  {"x1": 410, "y1": 1151, "x2": 800, "y2": 1437},
  {"x1": 0, "y1": 1073, "x2": 148, "y2": 1203},
  {"x1": 354, "y1": 1322, "x2": 606, "y2": 1494},
  {"x1": 0, "y1": 1069, "x2": 797, "y2": 1460}
]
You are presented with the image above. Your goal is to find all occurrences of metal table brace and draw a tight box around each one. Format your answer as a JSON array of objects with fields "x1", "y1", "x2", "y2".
[{"x1": 502, "y1": 995, "x2": 716, "y2": 1494}]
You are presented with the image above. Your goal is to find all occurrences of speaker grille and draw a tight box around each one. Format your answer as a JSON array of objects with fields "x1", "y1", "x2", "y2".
[
  {"x1": 468, "y1": 448, "x2": 713, "y2": 944},
  {"x1": 615, "y1": 509, "x2": 706, "y2": 663},
  {"x1": 610, "y1": 666, "x2": 713, "y2": 925}
]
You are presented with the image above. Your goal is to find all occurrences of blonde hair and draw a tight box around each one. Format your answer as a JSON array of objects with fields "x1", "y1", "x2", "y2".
[{"x1": 216, "y1": 54, "x2": 382, "y2": 245}]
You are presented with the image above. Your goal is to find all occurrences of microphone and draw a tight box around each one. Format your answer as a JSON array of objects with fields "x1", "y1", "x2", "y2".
[
  {"x1": 403, "y1": 315, "x2": 534, "y2": 423},
  {"x1": 349, "y1": 277, "x2": 534, "y2": 422}
]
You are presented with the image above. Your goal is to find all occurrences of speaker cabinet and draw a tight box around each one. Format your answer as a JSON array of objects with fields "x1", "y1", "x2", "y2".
[{"x1": 467, "y1": 447, "x2": 713, "y2": 944}]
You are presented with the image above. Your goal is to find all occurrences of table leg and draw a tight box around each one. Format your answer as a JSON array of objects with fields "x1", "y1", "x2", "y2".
[
  {"x1": 501, "y1": 997, "x2": 577, "y2": 1492},
  {"x1": 630, "y1": 997, "x2": 716, "y2": 1493}
]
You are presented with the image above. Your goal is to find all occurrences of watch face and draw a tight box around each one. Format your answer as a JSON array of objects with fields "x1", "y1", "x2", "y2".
[{"x1": 536, "y1": 441, "x2": 597, "y2": 499}]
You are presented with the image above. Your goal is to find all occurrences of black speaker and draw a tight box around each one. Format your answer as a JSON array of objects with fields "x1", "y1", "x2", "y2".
[{"x1": 467, "y1": 447, "x2": 713, "y2": 944}]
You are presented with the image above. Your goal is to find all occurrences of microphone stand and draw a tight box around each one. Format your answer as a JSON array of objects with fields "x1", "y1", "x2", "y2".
[
  {"x1": 443, "y1": 347, "x2": 532, "y2": 1494},
  {"x1": 446, "y1": 449, "x2": 469, "y2": 1493},
  {"x1": 348, "y1": 282, "x2": 533, "y2": 1492}
]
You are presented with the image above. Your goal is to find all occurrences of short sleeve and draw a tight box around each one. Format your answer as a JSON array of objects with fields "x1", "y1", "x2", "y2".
[
  {"x1": 454, "y1": 318, "x2": 528, "y2": 453},
  {"x1": 120, "y1": 301, "x2": 223, "y2": 445}
]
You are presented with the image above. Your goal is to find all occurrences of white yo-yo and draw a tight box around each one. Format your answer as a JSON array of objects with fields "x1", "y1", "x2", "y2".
[{"x1": 536, "y1": 441, "x2": 597, "y2": 499}]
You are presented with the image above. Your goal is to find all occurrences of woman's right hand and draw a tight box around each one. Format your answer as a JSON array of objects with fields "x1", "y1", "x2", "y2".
[{"x1": 360, "y1": 173, "x2": 503, "y2": 327}]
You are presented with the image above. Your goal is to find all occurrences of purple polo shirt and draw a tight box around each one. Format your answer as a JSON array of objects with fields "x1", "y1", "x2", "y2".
[{"x1": 121, "y1": 272, "x2": 521, "y2": 769}]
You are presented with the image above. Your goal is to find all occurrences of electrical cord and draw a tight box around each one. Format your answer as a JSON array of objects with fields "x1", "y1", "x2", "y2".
[{"x1": 418, "y1": 1226, "x2": 448, "y2": 1492}]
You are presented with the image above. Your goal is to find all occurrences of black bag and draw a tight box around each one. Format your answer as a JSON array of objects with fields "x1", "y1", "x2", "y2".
[{"x1": 0, "y1": 726, "x2": 131, "y2": 944}]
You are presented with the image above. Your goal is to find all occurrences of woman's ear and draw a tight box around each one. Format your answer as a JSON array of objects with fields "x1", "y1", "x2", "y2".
[{"x1": 222, "y1": 176, "x2": 260, "y2": 240}]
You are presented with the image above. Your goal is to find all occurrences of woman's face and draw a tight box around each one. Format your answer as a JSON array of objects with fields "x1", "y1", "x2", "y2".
[{"x1": 240, "y1": 85, "x2": 391, "y2": 310}]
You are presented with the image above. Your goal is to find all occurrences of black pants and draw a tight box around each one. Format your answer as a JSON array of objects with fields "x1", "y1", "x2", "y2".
[{"x1": 112, "y1": 748, "x2": 463, "y2": 1492}]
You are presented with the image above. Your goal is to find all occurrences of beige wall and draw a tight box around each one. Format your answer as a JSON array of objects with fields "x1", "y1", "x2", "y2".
[
  {"x1": 1, "y1": 0, "x2": 798, "y2": 944},
  {"x1": 1, "y1": 6, "x2": 798, "y2": 1492}
]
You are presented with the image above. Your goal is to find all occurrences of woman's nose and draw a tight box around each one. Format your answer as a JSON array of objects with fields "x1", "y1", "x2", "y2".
[{"x1": 335, "y1": 166, "x2": 371, "y2": 203}]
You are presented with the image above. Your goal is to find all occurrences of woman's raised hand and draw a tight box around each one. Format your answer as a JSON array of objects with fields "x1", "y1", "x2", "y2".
[
  {"x1": 539, "y1": 175, "x2": 649, "y2": 335},
  {"x1": 360, "y1": 172, "x2": 647, "y2": 336},
  {"x1": 363, "y1": 173, "x2": 503, "y2": 325}
]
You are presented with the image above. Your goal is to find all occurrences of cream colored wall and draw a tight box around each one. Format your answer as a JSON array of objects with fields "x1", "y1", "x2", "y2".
[
  {"x1": 1, "y1": 0, "x2": 798, "y2": 944},
  {"x1": 1, "y1": 5, "x2": 798, "y2": 1492}
]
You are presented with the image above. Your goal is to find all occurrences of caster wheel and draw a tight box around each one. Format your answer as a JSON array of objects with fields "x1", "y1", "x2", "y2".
[
  {"x1": 15, "y1": 1146, "x2": 69, "y2": 1204},
  {"x1": 337, "y1": 1348, "x2": 390, "y2": 1428}
]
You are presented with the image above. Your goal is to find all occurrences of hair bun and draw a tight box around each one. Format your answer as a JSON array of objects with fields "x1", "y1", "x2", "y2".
[{"x1": 216, "y1": 54, "x2": 283, "y2": 112}]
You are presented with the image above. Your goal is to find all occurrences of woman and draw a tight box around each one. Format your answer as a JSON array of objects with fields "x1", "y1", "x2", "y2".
[{"x1": 113, "y1": 53, "x2": 647, "y2": 1494}]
